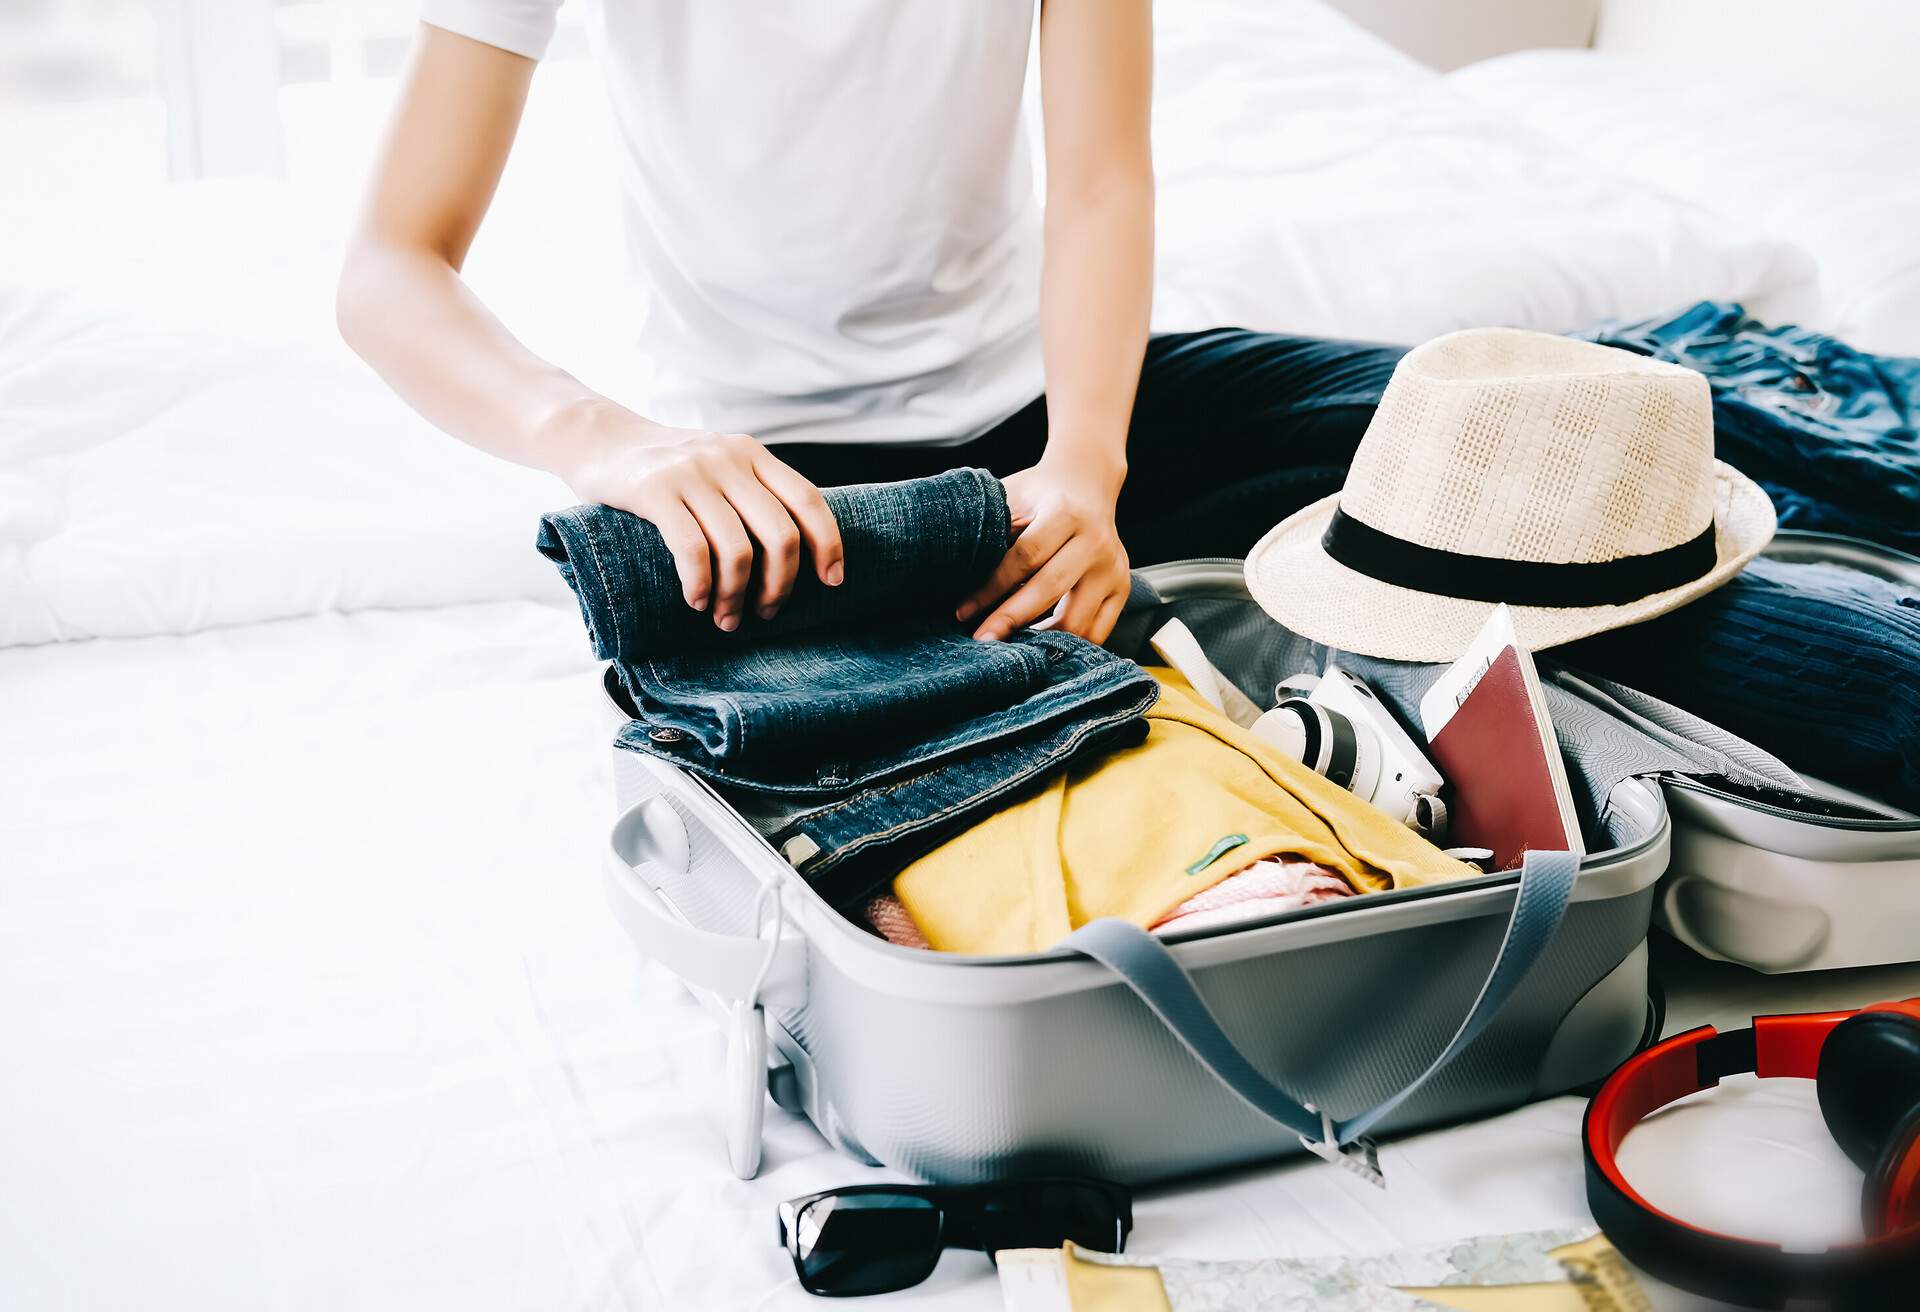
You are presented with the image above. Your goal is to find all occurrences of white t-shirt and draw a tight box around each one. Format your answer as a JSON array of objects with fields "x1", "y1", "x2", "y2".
[{"x1": 421, "y1": 0, "x2": 1044, "y2": 446}]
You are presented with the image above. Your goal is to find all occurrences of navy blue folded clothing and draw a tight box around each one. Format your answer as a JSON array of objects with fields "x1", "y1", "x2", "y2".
[
  {"x1": 1565, "y1": 556, "x2": 1920, "y2": 813},
  {"x1": 537, "y1": 467, "x2": 1012, "y2": 661},
  {"x1": 538, "y1": 469, "x2": 1158, "y2": 907},
  {"x1": 1588, "y1": 302, "x2": 1920, "y2": 554}
]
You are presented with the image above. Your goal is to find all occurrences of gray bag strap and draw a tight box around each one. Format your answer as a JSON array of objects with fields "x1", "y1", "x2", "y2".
[{"x1": 1060, "y1": 848, "x2": 1580, "y2": 1185}]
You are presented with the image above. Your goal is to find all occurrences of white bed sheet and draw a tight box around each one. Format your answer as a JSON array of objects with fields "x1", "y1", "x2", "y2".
[{"x1": 6, "y1": 604, "x2": 1918, "y2": 1310}]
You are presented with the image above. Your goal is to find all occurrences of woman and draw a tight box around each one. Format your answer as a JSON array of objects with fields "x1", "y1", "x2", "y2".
[{"x1": 339, "y1": 0, "x2": 1402, "y2": 644}]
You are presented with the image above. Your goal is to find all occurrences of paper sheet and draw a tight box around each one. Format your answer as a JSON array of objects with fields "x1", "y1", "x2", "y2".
[{"x1": 998, "y1": 1231, "x2": 1651, "y2": 1312}]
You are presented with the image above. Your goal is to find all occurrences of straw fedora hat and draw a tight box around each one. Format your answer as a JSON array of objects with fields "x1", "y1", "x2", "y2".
[{"x1": 1245, "y1": 327, "x2": 1776, "y2": 663}]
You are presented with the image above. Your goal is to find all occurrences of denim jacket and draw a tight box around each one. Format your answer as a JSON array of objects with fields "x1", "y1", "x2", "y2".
[{"x1": 538, "y1": 468, "x2": 1157, "y2": 907}]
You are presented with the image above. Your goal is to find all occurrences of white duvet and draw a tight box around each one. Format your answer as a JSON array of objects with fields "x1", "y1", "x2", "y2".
[
  {"x1": 1448, "y1": 48, "x2": 1920, "y2": 357},
  {"x1": 0, "y1": 288, "x2": 569, "y2": 648},
  {"x1": 4, "y1": 2, "x2": 1917, "y2": 1306},
  {"x1": 1148, "y1": 0, "x2": 1816, "y2": 343}
]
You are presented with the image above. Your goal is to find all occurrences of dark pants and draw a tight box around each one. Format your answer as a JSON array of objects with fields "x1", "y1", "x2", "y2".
[{"x1": 776, "y1": 328, "x2": 1409, "y2": 564}]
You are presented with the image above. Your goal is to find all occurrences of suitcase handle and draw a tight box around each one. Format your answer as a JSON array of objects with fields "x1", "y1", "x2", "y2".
[
  {"x1": 603, "y1": 794, "x2": 808, "y2": 1010},
  {"x1": 1061, "y1": 848, "x2": 1581, "y2": 1186}
]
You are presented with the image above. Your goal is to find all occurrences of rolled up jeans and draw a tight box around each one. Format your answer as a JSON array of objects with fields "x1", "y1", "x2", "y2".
[{"x1": 537, "y1": 468, "x2": 1158, "y2": 907}]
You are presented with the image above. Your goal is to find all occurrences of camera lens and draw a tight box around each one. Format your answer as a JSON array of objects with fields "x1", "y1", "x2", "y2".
[{"x1": 1319, "y1": 704, "x2": 1360, "y2": 790}]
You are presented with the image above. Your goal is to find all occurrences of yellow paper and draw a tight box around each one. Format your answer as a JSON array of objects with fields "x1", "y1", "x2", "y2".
[
  {"x1": 1402, "y1": 1234, "x2": 1649, "y2": 1312},
  {"x1": 1550, "y1": 1233, "x2": 1654, "y2": 1311},
  {"x1": 1059, "y1": 1241, "x2": 1170, "y2": 1312}
]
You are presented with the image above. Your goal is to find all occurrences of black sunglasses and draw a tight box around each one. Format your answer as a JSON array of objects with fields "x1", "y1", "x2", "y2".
[{"x1": 776, "y1": 1177, "x2": 1133, "y2": 1297}]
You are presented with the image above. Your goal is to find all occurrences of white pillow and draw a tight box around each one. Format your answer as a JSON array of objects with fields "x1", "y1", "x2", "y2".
[
  {"x1": 1151, "y1": 0, "x2": 1434, "y2": 189},
  {"x1": 1147, "y1": 3, "x2": 1818, "y2": 343},
  {"x1": 0, "y1": 284, "x2": 570, "y2": 648},
  {"x1": 0, "y1": 71, "x2": 631, "y2": 648},
  {"x1": 1447, "y1": 49, "x2": 1920, "y2": 356}
]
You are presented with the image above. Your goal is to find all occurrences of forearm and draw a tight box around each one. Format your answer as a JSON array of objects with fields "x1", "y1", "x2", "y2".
[
  {"x1": 339, "y1": 22, "x2": 842, "y2": 627},
  {"x1": 336, "y1": 239, "x2": 619, "y2": 481},
  {"x1": 336, "y1": 23, "x2": 656, "y2": 484},
  {"x1": 1034, "y1": 0, "x2": 1154, "y2": 494},
  {"x1": 1038, "y1": 175, "x2": 1154, "y2": 490}
]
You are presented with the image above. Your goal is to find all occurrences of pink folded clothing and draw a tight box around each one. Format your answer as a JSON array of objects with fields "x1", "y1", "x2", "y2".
[
  {"x1": 863, "y1": 856, "x2": 1352, "y2": 950},
  {"x1": 1149, "y1": 857, "x2": 1353, "y2": 934},
  {"x1": 865, "y1": 892, "x2": 931, "y2": 949}
]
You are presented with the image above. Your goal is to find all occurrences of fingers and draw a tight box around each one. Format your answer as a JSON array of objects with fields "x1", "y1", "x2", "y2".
[
  {"x1": 1052, "y1": 568, "x2": 1131, "y2": 645},
  {"x1": 1089, "y1": 589, "x2": 1128, "y2": 646},
  {"x1": 1056, "y1": 581, "x2": 1110, "y2": 642},
  {"x1": 755, "y1": 453, "x2": 845, "y2": 587},
  {"x1": 972, "y1": 548, "x2": 1085, "y2": 641},
  {"x1": 724, "y1": 475, "x2": 804, "y2": 620},
  {"x1": 956, "y1": 516, "x2": 1072, "y2": 626},
  {"x1": 648, "y1": 499, "x2": 713, "y2": 611},
  {"x1": 683, "y1": 489, "x2": 755, "y2": 631},
  {"x1": 607, "y1": 432, "x2": 842, "y2": 628}
]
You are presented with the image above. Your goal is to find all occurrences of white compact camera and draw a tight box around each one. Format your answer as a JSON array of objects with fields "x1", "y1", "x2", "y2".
[{"x1": 1252, "y1": 666, "x2": 1445, "y2": 830}]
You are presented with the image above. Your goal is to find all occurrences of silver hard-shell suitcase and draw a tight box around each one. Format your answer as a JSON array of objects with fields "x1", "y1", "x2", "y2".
[
  {"x1": 599, "y1": 559, "x2": 1668, "y2": 1182},
  {"x1": 1646, "y1": 531, "x2": 1920, "y2": 974}
]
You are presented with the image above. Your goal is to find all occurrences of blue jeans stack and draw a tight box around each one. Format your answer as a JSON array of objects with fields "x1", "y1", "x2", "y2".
[{"x1": 538, "y1": 467, "x2": 1158, "y2": 907}]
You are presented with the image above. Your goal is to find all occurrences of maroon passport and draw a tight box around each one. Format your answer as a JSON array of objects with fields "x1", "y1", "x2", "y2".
[{"x1": 1427, "y1": 645, "x2": 1577, "y2": 872}]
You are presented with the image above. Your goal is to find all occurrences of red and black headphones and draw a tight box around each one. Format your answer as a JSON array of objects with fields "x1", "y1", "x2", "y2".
[{"x1": 1584, "y1": 999, "x2": 1920, "y2": 1309}]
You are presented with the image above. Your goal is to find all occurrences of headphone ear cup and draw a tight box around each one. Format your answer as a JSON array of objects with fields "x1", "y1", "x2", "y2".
[
  {"x1": 1863, "y1": 1104, "x2": 1920, "y2": 1237},
  {"x1": 1817, "y1": 1010, "x2": 1920, "y2": 1173}
]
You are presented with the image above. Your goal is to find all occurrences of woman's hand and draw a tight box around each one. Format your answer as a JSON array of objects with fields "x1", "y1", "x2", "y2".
[
  {"x1": 957, "y1": 452, "x2": 1130, "y2": 644},
  {"x1": 555, "y1": 400, "x2": 844, "y2": 631}
]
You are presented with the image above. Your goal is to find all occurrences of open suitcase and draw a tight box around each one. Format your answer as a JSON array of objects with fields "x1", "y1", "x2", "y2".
[
  {"x1": 1646, "y1": 531, "x2": 1920, "y2": 974},
  {"x1": 598, "y1": 557, "x2": 1671, "y2": 1184}
]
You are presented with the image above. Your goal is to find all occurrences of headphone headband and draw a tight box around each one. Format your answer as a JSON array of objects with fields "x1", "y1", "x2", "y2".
[{"x1": 1583, "y1": 1010, "x2": 1920, "y2": 1308}]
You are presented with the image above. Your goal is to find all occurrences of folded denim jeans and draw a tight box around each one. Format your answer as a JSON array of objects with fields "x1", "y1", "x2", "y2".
[
  {"x1": 541, "y1": 467, "x2": 1011, "y2": 660},
  {"x1": 537, "y1": 469, "x2": 1158, "y2": 907}
]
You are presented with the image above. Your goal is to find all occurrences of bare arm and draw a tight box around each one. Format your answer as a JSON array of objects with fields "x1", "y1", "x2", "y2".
[
  {"x1": 337, "y1": 25, "x2": 841, "y2": 629},
  {"x1": 1035, "y1": 0, "x2": 1155, "y2": 490},
  {"x1": 959, "y1": 0, "x2": 1154, "y2": 643}
]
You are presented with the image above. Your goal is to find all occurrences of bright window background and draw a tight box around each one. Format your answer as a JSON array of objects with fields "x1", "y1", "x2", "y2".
[
  {"x1": 1, "y1": 1, "x2": 591, "y2": 183},
  {"x1": 2, "y1": 0, "x2": 167, "y2": 187},
  {"x1": 1, "y1": 1, "x2": 637, "y2": 401}
]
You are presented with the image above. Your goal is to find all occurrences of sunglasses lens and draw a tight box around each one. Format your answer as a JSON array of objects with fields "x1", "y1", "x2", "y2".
[
  {"x1": 793, "y1": 1194, "x2": 942, "y2": 1296},
  {"x1": 980, "y1": 1181, "x2": 1127, "y2": 1255}
]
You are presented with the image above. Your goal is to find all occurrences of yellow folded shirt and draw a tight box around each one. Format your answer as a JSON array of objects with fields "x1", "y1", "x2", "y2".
[{"x1": 893, "y1": 669, "x2": 1480, "y2": 954}]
